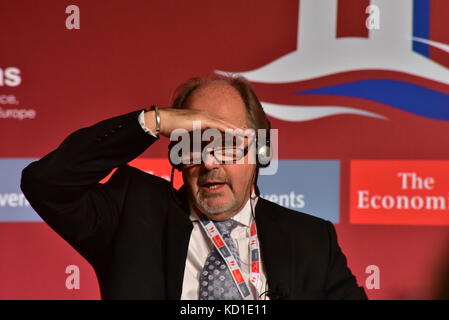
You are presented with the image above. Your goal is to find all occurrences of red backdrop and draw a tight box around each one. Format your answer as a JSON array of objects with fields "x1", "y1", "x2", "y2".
[{"x1": 1, "y1": 0, "x2": 449, "y2": 299}]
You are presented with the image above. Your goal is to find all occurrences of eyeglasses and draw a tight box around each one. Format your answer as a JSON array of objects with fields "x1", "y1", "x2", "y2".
[
  {"x1": 180, "y1": 145, "x2": 251, "y2": 166},
  {"x1": 169, "y1": 129, "x2": 257, "y2": 167}
]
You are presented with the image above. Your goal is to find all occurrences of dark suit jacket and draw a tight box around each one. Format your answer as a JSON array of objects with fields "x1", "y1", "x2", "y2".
[{"x1": 20, "y1": 109, "x2": 367, "y2": 300}]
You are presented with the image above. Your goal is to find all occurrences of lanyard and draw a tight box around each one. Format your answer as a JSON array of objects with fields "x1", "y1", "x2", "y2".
[{"x1": 194, "y1": 197, "x2": 261, "y2": 300}]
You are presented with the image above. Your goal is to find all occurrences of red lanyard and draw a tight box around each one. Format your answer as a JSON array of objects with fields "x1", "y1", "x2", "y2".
[{"x1": 194, "y1": 197, "x2": 261, "y2": 300}]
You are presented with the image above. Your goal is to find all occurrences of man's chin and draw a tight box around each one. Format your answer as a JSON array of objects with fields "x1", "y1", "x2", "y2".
[{"x1": 195, "y1": 196, "x2": 236, "y2": 217}]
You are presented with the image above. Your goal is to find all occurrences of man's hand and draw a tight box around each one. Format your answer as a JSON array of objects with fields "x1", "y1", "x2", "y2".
[{"x1": 144, "y1": 108, "x2": 239, "y2": 137}]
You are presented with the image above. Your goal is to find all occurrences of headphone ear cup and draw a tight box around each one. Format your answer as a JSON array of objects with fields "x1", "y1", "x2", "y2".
[
  {"x1": 257, "y1": 145, "x2": 271, "y2": 168},
  {"x1": 257, "y1": 118, "x2": 272, "y2": 168}
]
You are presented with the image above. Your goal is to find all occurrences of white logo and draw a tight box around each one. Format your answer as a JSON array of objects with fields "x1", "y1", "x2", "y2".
[{"x1": 217, "y1": 0, "x2": 449, "y2": 122}]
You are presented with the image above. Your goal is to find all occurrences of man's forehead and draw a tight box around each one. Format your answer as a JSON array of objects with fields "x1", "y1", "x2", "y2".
[{"x1": 185, "y1": 82, "x2": 248, "y2": 127}]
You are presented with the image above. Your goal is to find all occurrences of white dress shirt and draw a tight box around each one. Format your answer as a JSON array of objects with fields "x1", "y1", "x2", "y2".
[
  {"x1": 181, "y1": 199, "x2": 269, "y2": 300},
  {"x1": 137, "y1": 110, "x2": 270, "y2": 300}
]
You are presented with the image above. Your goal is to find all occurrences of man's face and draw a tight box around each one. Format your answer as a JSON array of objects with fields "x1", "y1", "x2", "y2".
[{"x1": 181, "y1": 81, "x2": 256, "y2": 221}]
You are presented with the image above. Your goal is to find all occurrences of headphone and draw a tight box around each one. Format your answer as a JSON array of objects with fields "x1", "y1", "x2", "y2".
[
  {"x1": 168, "y1": 119, "x2": 272, "y2": 171},
  {"x1": 256, "y1": 119, "x2": 272, "y2": 168}
]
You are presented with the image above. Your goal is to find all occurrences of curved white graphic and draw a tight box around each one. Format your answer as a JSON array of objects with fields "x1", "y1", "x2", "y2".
[
  {"x1": 216, "y1": 0, "x2": 449, "y2": 122},
  {"x1": 261, "y1": 103, "x2": 388, "y2": 122},
  {"x1": 412, "y1": 37, "x2": 449, "y2": 54}
]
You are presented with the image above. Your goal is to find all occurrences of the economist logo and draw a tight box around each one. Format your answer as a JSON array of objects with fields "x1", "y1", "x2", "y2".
[{"x1": 350, "y1": 160, "x2": 449, "y2": 226}]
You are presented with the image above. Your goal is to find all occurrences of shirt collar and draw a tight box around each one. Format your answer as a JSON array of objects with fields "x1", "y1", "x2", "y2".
[{"x1": 189, "y1": 198, "x2": 253, "y2": 228}]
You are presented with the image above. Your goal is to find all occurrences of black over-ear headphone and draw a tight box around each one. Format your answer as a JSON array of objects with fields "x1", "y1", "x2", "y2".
[{"x1": 167, "y1": 119, "x2": 272, "y2": 171}]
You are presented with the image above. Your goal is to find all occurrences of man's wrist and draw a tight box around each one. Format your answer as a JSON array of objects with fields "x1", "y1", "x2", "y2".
[
  {"x1": 138, "y1": 110, "x2": 158, "y2": 138},
  {"x1": 150, "y1": 105, "x2": 161, "y2": 136}
]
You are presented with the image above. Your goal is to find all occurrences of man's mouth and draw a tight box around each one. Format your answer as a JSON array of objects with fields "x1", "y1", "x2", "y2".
[{"x1": 200, "y1": 181, "x2": 227, "y2": 191}]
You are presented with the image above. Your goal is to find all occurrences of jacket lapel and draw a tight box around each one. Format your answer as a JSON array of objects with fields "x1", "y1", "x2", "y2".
[
  {"x1": 255, "y1": 198, "x2": 294, "y2": 299},
  {"x1": 165, "y1": 186, "x2": 193, "y2": 299}
]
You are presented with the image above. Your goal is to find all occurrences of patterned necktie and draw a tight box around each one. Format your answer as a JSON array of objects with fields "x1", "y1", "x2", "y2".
[{"x1": 199, "y1": 219, "x2": 242, "y2": 300}]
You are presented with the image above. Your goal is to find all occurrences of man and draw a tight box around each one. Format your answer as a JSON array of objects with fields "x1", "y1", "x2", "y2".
[{"x1": 20, "y1": 75, "x2": 367, "y2": 300}]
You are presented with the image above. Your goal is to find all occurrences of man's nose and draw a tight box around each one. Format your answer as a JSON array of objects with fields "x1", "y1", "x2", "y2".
[{"x1": 202, "y1": 151, "x2": 220, "y2": 170}]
